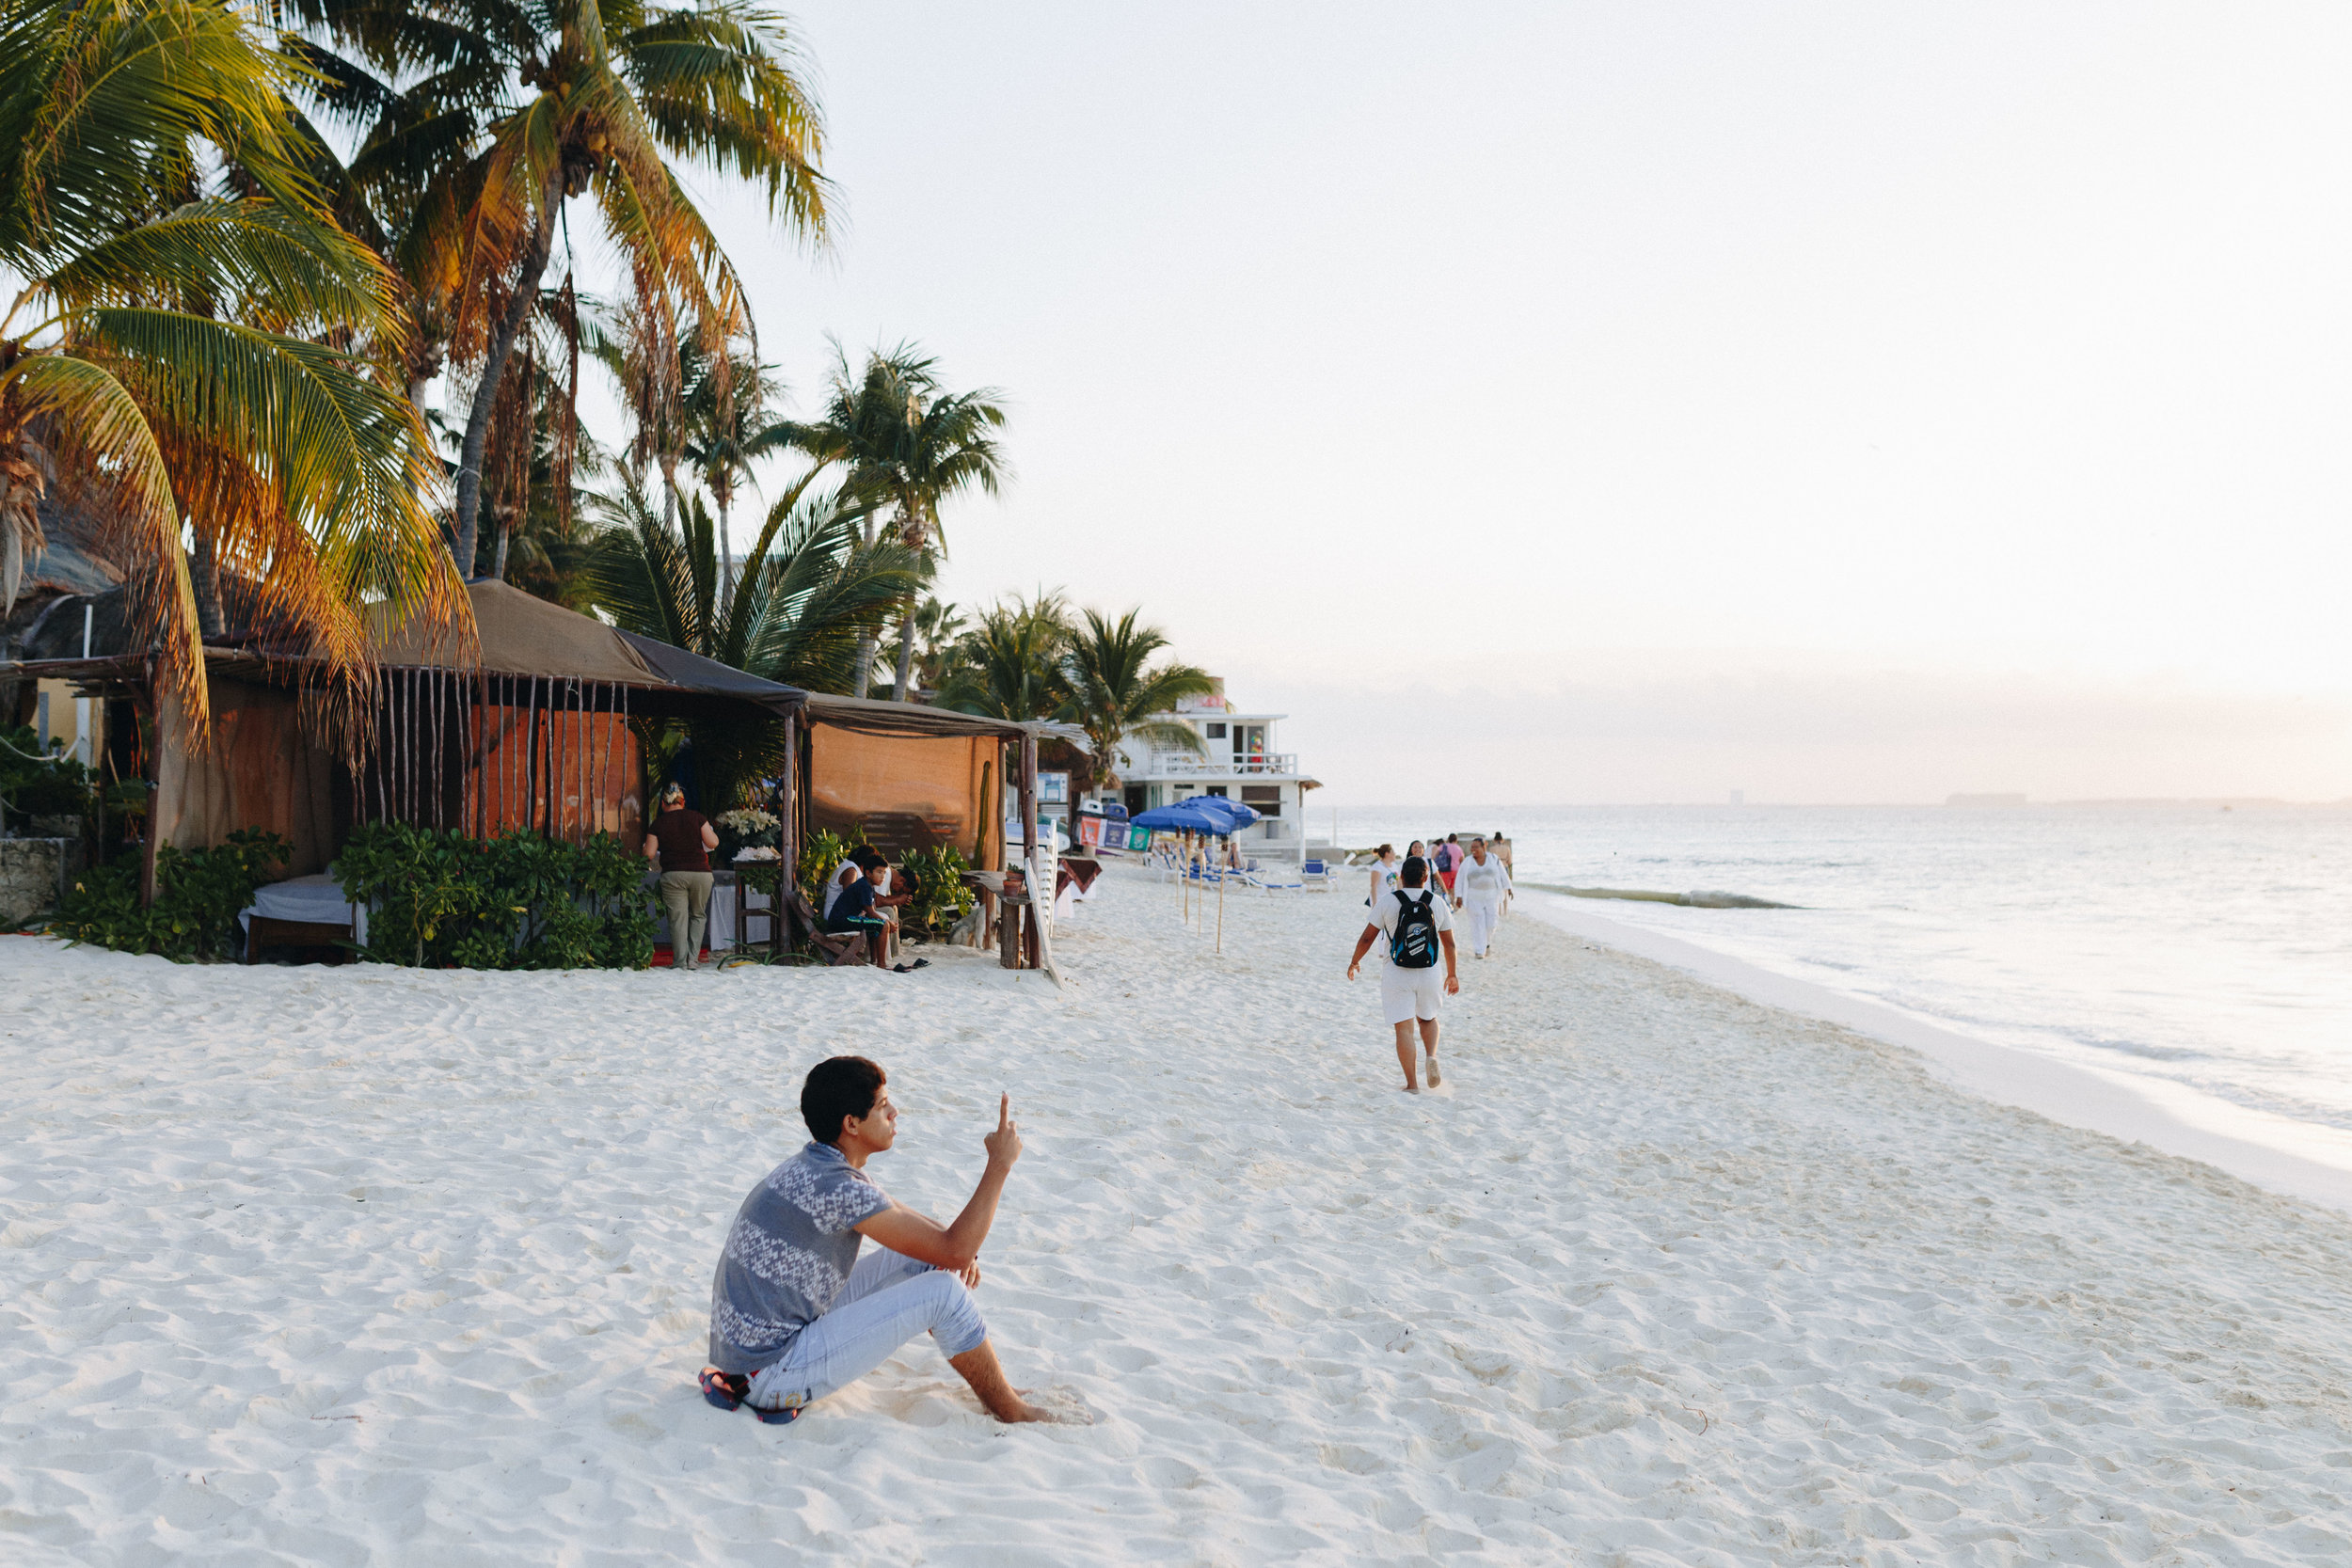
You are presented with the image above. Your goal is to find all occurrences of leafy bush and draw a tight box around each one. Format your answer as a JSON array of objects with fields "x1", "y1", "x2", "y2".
[
  {"x1": 335, "y1": 824, "x2": 657, "y2": 970},
  {"x1": 797, "y1": 828, "x2": 859, "y2": 904},
  {"x1": 898, "y1": 845, "x2": 976, "y2": 937},
  {"x1": 52, "y1": 828, "x2": 291, "y2": 962}
]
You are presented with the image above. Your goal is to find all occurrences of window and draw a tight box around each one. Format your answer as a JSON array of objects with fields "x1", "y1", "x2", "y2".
[
  {"x1": 1241, "y1": 785, "x2": 1282, "y2": 816},
  {"x1": 1205, "y1": 722, "x2": 1226, "y2": 739},
  {"x1": 1205, "y1": 785, "x2": 1229, "y2": 798}
]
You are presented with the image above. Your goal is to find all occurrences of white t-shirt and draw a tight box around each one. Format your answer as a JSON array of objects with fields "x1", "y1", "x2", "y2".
[
  {"x1": 1366, "y1": 859, "x2": 1401, "y2": 903},
  {"x1": 1455, "y1": 852, "x2": 1512, "y2": 900},
  {"x1": 1371, "y1": 886, "x2": 1454, "y2": 966}
]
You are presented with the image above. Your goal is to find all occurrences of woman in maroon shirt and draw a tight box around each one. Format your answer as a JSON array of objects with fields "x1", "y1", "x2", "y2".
[{"x1": 643, "y1": 783, "x2": 720, "y2": 968}]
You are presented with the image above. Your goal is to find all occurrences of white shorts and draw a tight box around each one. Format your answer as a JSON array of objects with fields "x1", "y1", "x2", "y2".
[{"x1": 1379, "y1": 963, "x2": 1444, "y2": 1025}]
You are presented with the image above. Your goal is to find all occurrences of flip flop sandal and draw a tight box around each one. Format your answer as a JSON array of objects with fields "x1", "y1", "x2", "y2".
[
  {"x1": 700, "y1": 1368, "x2": 749, "y2": 1411},
  {"x1": 702, "y1": 1368, "x2": 806, "y2": 1423}
]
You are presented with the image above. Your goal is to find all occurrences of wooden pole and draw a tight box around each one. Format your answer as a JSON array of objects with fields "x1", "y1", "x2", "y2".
[
  {"x1": 592, "y1": 683, "x2": 608, "y2": 837},
  {"x1": 777, "y1": 710, "x2": 800, "y2": 958},
  {"x1": 1216, "y1": 838, "x2": 1225, "y2": 953},
  {"x1": 1018, "y1": 728, "x2": 1038, "y2": 970},
  {"x1": 139, "y1": 658, "x2": 159, "y2": 908},
  {"x1": 562, "y1": 676, "x2": 576, "y2": 841},
  {"x1": 373, "y1": 676, "x2": 387, "y2": 825},
  {"x1": 389, "y1": 668, "x2": 402, "y2": 823},
  {"x1": 472, "y1": 669, "x2": 488, "y2": 837},
  {"x1": 522, "y1": 675, "x2": 538, "y2": 834}
]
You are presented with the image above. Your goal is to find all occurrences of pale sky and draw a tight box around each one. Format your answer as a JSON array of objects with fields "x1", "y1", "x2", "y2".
[{"x1": 617, "y1": 1, "x2": 2352, "y2": 804}]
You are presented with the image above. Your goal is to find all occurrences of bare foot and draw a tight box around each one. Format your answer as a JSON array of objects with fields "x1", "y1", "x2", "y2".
[
  {"x1": 997, "y1": 1396, "x2": 1057, "y2": 1423},
  {"x1": 1402, "y1": 1083, "x2": 1421, "y2": 1093},
  {"x1": 949, "y1": 1341, "x2": 1059, "y2": 1423}
]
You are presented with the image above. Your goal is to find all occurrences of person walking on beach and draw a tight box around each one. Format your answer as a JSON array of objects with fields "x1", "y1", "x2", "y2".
[
  {"x1": 701, "y1": 1055, "x2": 1055, "y2": 1425},
  {"x1": 644, "y1": 783, "x2": 718, "y2": 970},
  {"x1": 1346, "y1": 855, "x2": 1460, "y2": 1092},
  {"x1": 1453, "y1": 836, "x2": 1512, "y2": 958},
  {"x1": 1435, "y1": 833, "x2": 1461, "y2": 895},
  {"x1": 1364, "y1": 843, "x2": 1401, "y2": 906}
]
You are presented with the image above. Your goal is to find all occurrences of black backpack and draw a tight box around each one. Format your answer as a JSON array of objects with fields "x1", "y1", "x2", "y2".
[{"x1": 1389, "y1": 890, "x2": 1439, "y2": 969}]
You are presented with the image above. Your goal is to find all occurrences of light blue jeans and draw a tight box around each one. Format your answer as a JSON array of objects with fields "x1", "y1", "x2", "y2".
[{"x1": 745, "y1": 1247, "x2": 988, "y2": 1416}]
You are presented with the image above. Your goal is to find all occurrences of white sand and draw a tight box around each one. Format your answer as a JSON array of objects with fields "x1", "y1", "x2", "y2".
[{"x1": 4, "y1": 870, "x2": 2350, "y2": 1565}]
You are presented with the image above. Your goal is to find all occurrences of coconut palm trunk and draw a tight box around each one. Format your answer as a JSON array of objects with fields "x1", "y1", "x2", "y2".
[{"x1": 453, "y1": 162, "x2": 564, "y2": 579}]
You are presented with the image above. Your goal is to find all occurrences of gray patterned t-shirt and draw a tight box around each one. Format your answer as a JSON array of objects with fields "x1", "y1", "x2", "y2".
[{"x1": 708, "y1": 1142, "x2": 895, "y2": 1373}]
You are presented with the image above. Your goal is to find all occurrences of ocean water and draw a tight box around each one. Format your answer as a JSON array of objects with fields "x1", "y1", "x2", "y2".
[{"x1": 1332, "y1": 805, "x2": 2352, "y2": 1138}]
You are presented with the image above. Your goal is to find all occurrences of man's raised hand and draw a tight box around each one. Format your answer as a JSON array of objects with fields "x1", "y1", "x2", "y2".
[{"x1": 984, "y1": 1092, "x2": 1023, "y2": 1168}]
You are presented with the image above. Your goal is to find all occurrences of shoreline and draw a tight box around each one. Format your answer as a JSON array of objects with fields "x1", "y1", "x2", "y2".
[{"x1": 1519, "y1": 889, "x2": 2352, "y2": 1215}]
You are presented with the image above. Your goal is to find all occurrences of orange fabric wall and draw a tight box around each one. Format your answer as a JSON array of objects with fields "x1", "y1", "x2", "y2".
[
  {"x1": 466, "y1": 705, "x2": 643, "y2": 843},
  {"x1": 808, "y1": 724, "x2": 996, "y2": 860}
]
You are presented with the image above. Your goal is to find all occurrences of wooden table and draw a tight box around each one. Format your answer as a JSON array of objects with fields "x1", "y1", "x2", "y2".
[
  {"x1": 961, "y1": 871, "x2": 1040, "y2": 970},
  {"x1": 728, "y1": 864, "x2": 785, "y2": 956}
]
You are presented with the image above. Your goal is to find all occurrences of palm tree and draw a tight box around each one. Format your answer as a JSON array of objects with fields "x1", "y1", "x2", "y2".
[
  {"x1": 680, "y1": 341, "x2": 793, "y2": 620},
  {"x1": 904, "y1": 595, "x2": 966, "y2": 695},
  {"x1": 787, "y1": 345, "x2": 1006, "y2": 699},
  {"x1": 938, "y1": 593, "x2": 1070, "y2": 722},
  {"x1": 271, "y1": 0, "x2": 832, "y2": 578},
  {"x1": 587, "y1": 468, "x2": 919, "y2": 807},
  {"x1": 0, "y1": 0, "x2": 459, "y2": 724},
  {"x1": 1060, "y1": 608, "x2": 1214, "y2": 797}
]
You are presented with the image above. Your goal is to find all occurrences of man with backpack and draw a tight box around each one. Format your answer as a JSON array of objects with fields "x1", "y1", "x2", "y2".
[{"x1": 1344, "y1": 855, "x2": 1461, "y2": 1093}]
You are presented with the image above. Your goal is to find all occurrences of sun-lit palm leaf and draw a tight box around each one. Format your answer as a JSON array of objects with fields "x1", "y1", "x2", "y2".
[
  {"x1": 2, "y1": 0, "x2": 326, "y2": 259},
  {"x1": 43, "y1": 198, "x2": 398, "y2": 334},
  {"x1": 3, "y1": 351, "x2": 199, "y2": 683}
]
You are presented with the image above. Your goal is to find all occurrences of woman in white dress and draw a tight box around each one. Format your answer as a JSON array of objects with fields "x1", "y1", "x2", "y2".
[{"x1": 1451, "y1": 836, "x2": 1513, "y2": 958}]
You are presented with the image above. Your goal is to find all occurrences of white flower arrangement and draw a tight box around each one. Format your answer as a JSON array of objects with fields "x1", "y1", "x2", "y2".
[
  {"x1": 717, "y1": 808, "x2": 780, "y2": 835},
  {"x1": 733, "y1": 846, "x2": 781, "y2": 862}
]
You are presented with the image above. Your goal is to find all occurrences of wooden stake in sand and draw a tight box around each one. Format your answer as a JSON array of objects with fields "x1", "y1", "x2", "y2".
[{"x1": 1216, "y1": 836, "x2": 1225, "y2": 953}]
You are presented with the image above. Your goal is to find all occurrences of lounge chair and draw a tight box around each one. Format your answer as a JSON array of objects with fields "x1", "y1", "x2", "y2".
[{"x1": 1300, "y1": 858, "x2": 1333, "y2": 892}]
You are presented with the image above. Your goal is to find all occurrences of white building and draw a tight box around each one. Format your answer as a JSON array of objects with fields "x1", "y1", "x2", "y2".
[{"x1": 1088, "y1": 681, "x2": 1321, "y2": 863}]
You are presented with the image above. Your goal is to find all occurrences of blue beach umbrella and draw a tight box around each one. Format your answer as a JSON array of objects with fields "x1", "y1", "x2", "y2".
[
  {"x1": 1182, "y1": 795, "x2": 1259, "y2": 832},
  {"x1": 1131, "y1": 800, "x2": 1233, "y2": 836}
]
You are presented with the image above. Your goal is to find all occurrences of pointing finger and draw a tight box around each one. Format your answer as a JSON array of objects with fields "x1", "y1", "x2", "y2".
[{"x1": 998, "y1": 1092, "x2": 1009, "y2": 1128}]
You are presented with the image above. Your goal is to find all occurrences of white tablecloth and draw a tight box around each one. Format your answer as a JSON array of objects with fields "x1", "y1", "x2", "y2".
[{"x1": 238, "y1": 874, "x2": 366, "y2": 942}]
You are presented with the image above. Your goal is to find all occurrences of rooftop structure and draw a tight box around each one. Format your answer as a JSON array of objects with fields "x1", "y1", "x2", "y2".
[{"x1": 1082, "y1": 678, "x2": 1322, "y2": 863}]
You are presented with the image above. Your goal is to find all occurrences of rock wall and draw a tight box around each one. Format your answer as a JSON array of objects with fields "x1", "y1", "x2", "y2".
[{"x1": 0, "y1": 839, "x2": 84, "y2": 930}]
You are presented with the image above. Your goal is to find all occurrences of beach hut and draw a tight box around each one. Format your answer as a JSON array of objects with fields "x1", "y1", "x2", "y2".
[{"x1": 2, "y1": 579, "x2": 1062, "y2": 953}]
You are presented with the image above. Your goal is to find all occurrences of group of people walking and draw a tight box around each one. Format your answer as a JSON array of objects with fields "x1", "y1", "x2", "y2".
[{"x1": 1349, "y1": 832, "x2": 1514, "y2": 1093}]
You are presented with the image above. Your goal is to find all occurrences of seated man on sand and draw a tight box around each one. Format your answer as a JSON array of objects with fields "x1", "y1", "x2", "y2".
[{"x1": 700, "y1": 1055, "x2": 1053, "y2": 1424}]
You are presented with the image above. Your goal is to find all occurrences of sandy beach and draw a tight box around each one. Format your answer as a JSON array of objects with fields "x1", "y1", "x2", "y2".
[{"x1": 4, "y1": 867, "x2": 2350, "y2": 1565}]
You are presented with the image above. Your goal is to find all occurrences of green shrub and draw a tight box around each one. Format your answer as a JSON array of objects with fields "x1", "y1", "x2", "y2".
[
  {"x1": 898, "y1": 845, "x2": 976, "y2": 937},
  {"x1": 797, "y1": 828, "x2": 858, "y2": 905},
  {"x1": 52, "y1": 828, "x2": 290, "y2": 962},
  {"x1": 335, "y1": 824, "x2": 657, "y2": 970}
]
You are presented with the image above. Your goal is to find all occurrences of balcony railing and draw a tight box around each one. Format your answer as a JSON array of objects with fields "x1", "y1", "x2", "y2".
[{"x1": 1136, "y1": 752, "x2": 1297, "y2": 777}]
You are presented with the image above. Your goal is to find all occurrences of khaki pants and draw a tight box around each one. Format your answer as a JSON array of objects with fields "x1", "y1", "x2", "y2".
[{"x1": 660, "y1": 870, "x2": 713, "y2": 967}]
